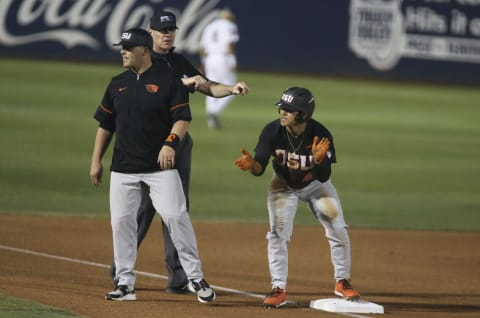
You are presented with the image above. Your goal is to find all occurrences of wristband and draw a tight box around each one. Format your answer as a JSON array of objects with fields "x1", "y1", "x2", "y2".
[{"x1": 163, "y1": 133, "x2": 180, "y2": 150}]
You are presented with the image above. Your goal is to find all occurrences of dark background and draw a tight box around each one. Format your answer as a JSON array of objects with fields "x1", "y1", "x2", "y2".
[{"x1": 1, "y1": 0, "x2": 479, "y2": 85}]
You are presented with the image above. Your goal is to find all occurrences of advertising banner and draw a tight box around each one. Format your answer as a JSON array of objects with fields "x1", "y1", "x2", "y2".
[{"x1": 1, "y1": 0, "x2": 479, "y2": 85}]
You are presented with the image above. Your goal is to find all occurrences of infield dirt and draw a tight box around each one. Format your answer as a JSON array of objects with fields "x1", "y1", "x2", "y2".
[{"x1": 0, "y1": 214, "x2": 479, "y2": 317}]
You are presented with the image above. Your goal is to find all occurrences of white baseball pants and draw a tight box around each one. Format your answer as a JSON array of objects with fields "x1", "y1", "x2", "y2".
[
  {"x1": 109, "y1": 170, "x2": 203, "y2": 290},
  {"x1": 204, "y1": 54, "x2": 237, "y2": 115}
]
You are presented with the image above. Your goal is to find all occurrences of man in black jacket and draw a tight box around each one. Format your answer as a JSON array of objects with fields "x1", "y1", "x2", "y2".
[
  {"x1": 109, "y1": 11, "x2": 249, "y2": 294},
  {"x1": 92, "y1": 28, "x2": 216, "y2": 302}
]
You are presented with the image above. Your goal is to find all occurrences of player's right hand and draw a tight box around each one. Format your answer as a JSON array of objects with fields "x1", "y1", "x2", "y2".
[
  {"x1": 90, "y1": 162, "x2": 103, "y2": 186},
  {"x1": 235, "y1": 148, "x2": 254, "y2": 171}
]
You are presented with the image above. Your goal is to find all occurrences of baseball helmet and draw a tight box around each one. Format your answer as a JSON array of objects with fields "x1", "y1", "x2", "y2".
[{"x1": 274, "y1": 87, "x2": 315, "y2": 123}]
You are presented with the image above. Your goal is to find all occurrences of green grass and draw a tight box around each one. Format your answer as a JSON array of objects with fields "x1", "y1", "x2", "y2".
[
  {"x1": 0, "y1": 294, "x2": 82, "y2": 318},
  {"x1": 0, "y1": 57, "x2": 479, "y2": 317},
  {"x1": 0, "y1": 58, "x2": 479, "y2": 231}
]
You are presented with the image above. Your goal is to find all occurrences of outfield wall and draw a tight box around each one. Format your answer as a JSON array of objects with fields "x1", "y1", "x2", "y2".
[{"x1": 1, "y1": 0, "x2": 479, "y2": 85}]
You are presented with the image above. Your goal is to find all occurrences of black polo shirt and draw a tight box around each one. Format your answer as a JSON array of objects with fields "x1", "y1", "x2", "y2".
[{"x1": 94, "y1": 64, "x2": 191, "y2": 173}]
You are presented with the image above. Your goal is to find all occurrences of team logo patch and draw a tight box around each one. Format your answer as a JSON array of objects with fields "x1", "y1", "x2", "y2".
[
  {"x1": 145, "y1": 84, "x2": 159, "y2": 93},
  {"x1": 281, "y1": 93, "x2": 294, "y2": 103},
  {"x1": 121, "y1": 32, "x2": 132, "y2": 40}
]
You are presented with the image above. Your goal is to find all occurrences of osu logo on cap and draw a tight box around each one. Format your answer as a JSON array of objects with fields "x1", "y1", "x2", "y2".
[
  {"x1": 121, "y1": 32, "x2": 132, "y2": 40},
  {"x1": 281, "y1": 94, "x2": 294, "y2": 103}
]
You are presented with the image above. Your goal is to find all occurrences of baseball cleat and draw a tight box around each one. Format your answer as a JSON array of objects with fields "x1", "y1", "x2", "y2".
[
  {"x1": 105, "y1": 285, "x2": 136, "y2": 301},
  {"x1": 263, "y1": 286, "x2": 287, "y2": 308},
  {"x1": 334, "y1": 279, "x2": 360, "y2": 301},
  {"x1": 191, "y1": 279, "x2": 216, "y2": 303}
]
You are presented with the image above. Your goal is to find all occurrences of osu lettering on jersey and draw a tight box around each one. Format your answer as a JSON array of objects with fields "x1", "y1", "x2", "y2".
[{"x1": 253, "y1": 120, "x2": 336, "y2": 189}]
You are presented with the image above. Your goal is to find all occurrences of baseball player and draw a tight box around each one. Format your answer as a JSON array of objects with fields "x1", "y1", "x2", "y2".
[
  {"x1": 235, "y1": 87, "x2": 361, "y2": 308},
  {"x1": 200, "y1": 9, "x2": 240, "y2": 129},
  {"x1": 108, "y1": 10, "x2": 249, "y2": 295},
  {"x1": 90, "y1": 28, "x2": 215, "y2": 303}
]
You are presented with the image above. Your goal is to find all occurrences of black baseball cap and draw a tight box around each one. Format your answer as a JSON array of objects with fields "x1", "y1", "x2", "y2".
[
  {"x1": 150, "y1": 11, "x2": 178, "y2": 30},
  {"x1": 113, "y1": 28, "x2": 153, "y2": 49}
]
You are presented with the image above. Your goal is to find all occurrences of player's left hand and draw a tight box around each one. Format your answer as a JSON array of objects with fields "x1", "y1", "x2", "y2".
[
  {"x1": 158, "y1": 146, "x2": 176, "y2": 170},
  {"x1": 182, "y1": 75, "x2": 208, "y2": 90},
  {"x1": 232, "y1": 82, "x2": 249, "y2": 95},
  {"x1": 312, "y1": 136, "x2": 330, "y2": 164},
  {"x1": 235, "y1": 147, "x2": 254, "y2": 170}
]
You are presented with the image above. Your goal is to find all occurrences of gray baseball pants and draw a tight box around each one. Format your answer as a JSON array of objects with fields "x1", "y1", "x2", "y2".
[{"x1": 266, "y1": 174, "x2": 351, "y2": 290}]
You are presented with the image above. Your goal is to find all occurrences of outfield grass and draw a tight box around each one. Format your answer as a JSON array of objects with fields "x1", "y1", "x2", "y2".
[
  {"x1": 0, "y1": 58, "x2": 479, "y2": 231},
  {"x1": 0, "y1": 294, "x2": 82, "y2": 318}
]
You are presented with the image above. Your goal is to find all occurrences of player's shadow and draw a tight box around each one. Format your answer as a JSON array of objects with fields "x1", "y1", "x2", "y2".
[
  {"x1": 135, "y1": 288, "x2": 480, "y2": 313},
  {"x1": 131, "y1": 288, "x2": 265, "y2": 307},
  {"x1": 360, "y1": 291, "x2": 480, "y2": 314},
  {"x1": 382, "y1": 301, "x2": 480, "y2": 314}
]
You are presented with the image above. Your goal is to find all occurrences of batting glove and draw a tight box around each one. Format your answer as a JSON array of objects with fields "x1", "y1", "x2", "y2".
[
  {"x1": 312, "y1": 136, "x2": 330, "y2": 164},
  {"x1": 235, "y1": 148, "x2": 255, "y2": 171}
]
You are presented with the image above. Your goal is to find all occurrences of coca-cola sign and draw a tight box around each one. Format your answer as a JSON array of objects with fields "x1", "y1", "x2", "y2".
[
  {"x1": 0, "y1": 0, "x2": 223, "y2": 54},
  {"x1": 1, "y1": 1, "x2": 479, "y2": 85}
]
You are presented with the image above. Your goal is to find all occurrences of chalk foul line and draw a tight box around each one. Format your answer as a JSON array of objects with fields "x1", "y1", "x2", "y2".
[{"x1": 0, "y1": 244, "x2": 371, "y2": 318}]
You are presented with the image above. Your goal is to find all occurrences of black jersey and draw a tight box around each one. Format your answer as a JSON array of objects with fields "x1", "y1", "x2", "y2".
[
  {"x1": 151, "y1": 48, "x2": 206, "y2": 88},
  {"x1": 94, "y1": 64, "x2": 191, "y2": 173},
  {"x1": 253, "y1": 119, "x2": 336, "y2": 189}
]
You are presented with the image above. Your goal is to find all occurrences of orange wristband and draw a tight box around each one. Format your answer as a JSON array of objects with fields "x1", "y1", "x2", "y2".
[{"x1": 163, "y1": 133, "x2": 180, "y2": 150}]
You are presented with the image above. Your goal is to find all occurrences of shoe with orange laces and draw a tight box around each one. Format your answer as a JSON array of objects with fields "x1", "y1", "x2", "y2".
[
  {"x1": 263, "y1": 286, "x2": 287, "y2": 308},
  {"x1": 335, "y1": 279, "x2": 360, "y2": 301}
]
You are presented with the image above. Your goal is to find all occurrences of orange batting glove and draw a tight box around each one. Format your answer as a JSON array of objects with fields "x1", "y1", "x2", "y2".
[
  {"x1": 312, "y1": 136, "x2": 330, "y2": 164},
  {"x1": 235, "y1": 148, "x2": 255, "y2": 171}
]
